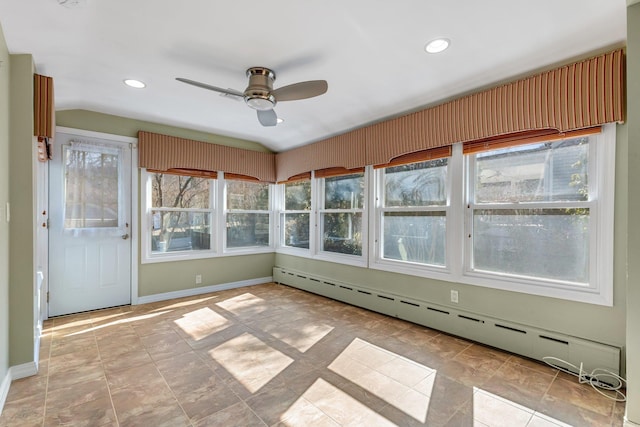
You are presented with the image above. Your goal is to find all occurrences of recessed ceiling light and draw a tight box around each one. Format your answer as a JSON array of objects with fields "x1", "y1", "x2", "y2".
[
  {"x1": 425, "y1": 38, "x2": 450, "y2": 54},
  {"x1": 123, "y1": 79, "x2": 146, "y2": 89},
  {"x1": 276, "y1": 118, "x2": 284, "y2": 124}
]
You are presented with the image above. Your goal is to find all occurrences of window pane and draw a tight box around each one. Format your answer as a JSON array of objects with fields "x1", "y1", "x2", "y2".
[
  {"x1": 384, "y1": 159, "x2": 447, "y2": 207},
  {"x1": 151, "y1": 211, "x2": 211, "y2": 252},
  {"x1": 322, "y1": 213, "x2": 362, "y2": 255},
  {"x1": 474, "y1": 138, "x2": 589, "y2": 203},
  {"x1": 281, "y1": 213, "x2": 310, "y2": 249},
  {"x1": 473, "y1": 208, "x2": 589, "y2": 283},
  {"x1": 227, "y1": 181, "x2": 269, "y2": 210},
  {"x1": 227, "y1": 213, "x2": 270, "y2": 247},
  {"x1": 64, "y1": 148, "x2": 119, "y2": 228},
  {"x1": 285, "y1": 181, "x2": 311, "y2": 210},
  {"x1": 152, "y1": 174, "x2": 210, "y2": 209},
  {"x1": 324, "y1": 174, "x2": 364, "y2": 209},
  {"x1": 383, "y1": 212, "x2": 446, "y2": 266}
]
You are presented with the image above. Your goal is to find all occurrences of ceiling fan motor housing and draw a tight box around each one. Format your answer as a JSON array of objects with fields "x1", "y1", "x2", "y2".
[{"x1": 244, "y1": 67, "x2": 276, "y2": 110}]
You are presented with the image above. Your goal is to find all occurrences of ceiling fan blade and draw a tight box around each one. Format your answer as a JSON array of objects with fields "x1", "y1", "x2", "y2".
[
  {"x1": 272, "y1": 80, "x2": 328, "y2": 102},
  {"x1": 175, "y1": 77, "x2": 244, "y2": 98},
  {"x1": 257, "y1": 109, "x2": 278, "y2": 127}
]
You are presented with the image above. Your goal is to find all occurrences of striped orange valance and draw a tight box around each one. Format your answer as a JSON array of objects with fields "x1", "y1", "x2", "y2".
[
  {"x1": 34, "y1": 74, "x2": 54, "y2": 139},
  {"x1": 276, "y1": 48, "x2": 624, "y2": 180},
  {"x1": 138, "y1": 131, "x2": 276, "y2": 182},
  {"x1": 462, "y1": 127, "x2": 602, "y2": 155},
  {"x1": 276, "y1": 127, "x2": 367, "y2": 182}
]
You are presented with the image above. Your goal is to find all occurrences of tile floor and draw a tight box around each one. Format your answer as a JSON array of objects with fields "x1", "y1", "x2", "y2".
[{"x1": 0, "y1": 283, "x2": 626, "y2": 426}]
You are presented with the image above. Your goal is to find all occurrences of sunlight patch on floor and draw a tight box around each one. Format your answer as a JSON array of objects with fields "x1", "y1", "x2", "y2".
[
  {"x1": 281, "y1": 378, "x2": 397, "y2": 426},
  {"x1": 328, "y1": 338, "x2": 435, "y2": 422},
  {"x1": 216, "y1": 293, "x2": 268, "y2": 317},
  {"x1": 263, "y1": 320, "x2": 334, "y2": 352},
  {"x1": 209, "y1": 332, "x2": 293, "y2": 393},
  {"x1": 473, "y1": 387, "x2": 572, "y2": 427},
  {"x1": 173, "y1": 307, "x2": 231, "y2": 340}
]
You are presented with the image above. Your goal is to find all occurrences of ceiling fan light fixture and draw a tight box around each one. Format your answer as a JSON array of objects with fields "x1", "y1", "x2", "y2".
[
  {"x1": 245, "y1": 96, "x2": 275, "y2": 111},
  {"x1": 425, "y1": 38, "x2": 450, "y2": 54},
  {"x1": 123, "y1": 79, "x2": 146, "y2": 89}
]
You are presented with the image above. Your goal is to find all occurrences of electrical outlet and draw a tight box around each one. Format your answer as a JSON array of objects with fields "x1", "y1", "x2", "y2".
[
  {"x1": 195, "y1": 274, "x2": 202, "y2": 284},
  {"x1": 450, "y1": 290, "x2": 459, "y2": 303}
]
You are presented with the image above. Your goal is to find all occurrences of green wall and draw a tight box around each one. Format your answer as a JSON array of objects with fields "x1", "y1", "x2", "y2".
[
  {"x1": 56, "y1": 110, "x2": 276, "y2": 298},
  {"x1": 139, "y1": 254, "x2": 274, "y2": 297},
  {"x1": 56, "y1": 110, "x2": 271, "y2": 153},
  {"x1": 626, "y1": 2, "x2": 640, "y2": 423},
  {"x1": 8, "y1": 55, "x2": 35, "y2": 366},
  {"x1": 0, "y1": 23, "x2": 10, "y2": 388}
]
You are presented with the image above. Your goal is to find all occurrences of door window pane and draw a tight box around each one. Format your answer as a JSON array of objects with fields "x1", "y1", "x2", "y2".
[{"x1": 64, "y1": 147, "x2": 120, "y2": 228}]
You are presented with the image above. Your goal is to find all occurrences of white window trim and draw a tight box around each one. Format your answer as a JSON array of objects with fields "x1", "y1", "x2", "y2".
[
  {"x1": 313, "y1": 168, "x2": 369, "y2": 268},
  {"x1": 368, "y1": 125, "x2": 615, "y2": 306},
  {"x1": 275, "y1": 179, "x2": 313, "y2": 256},
  {"x1": 223, "y1": 173, "x2": 275, "y2": 254},
  {"x1": 141, "y1": 169, "x2": 275, "y2": 263}
]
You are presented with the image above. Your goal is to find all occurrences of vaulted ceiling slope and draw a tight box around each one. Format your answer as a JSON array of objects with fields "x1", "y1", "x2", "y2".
[{"x1": 0, "y1": 0, "x2": 627, "y2": 152}]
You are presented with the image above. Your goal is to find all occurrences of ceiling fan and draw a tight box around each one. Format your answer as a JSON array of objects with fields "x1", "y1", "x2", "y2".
[{"x1": 176, "y1": 67, "x2": 328, "y2": 127}]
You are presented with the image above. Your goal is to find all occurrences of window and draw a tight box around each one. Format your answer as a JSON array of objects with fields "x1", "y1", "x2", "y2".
[
  {"x1": 463, "y1": 127, "x2": 615, "y2": 305},
  {"x1": 280, "y1": 179, "x2": 311, "y2": 250},
  {"x1": 63, "y1": 143, "x2": 122, "y2": 229},
  {"x1": 365, "y1": 126, "x2": 614, "y2": 305},
  {"x1": 468, "y1": 138, "x2": 590, "y2": 282},
  {"x1": 378, "y1": 158, "x2": 448, "y2": 267},
  {"x1": 149, "y1": 173, "x2": 214, "y2": 254},
  {"x1": 319, "y1": 171, "x2": 365, "y2": 256},
  {"x1": 225, "y1": 179, "x2": 271, "y2": 249}
]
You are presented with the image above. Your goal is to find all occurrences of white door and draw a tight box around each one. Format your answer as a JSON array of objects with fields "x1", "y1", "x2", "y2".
[{"x1": 49, "y1": 130, "x2": 132, "y2": 316}]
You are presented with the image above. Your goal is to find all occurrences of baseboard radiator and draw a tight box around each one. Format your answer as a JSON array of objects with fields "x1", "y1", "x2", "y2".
[{"x1": 273, "y1": 267, "x2": 621, "y2": 376}]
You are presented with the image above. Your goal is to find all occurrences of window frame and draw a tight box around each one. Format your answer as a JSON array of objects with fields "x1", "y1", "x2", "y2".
[
  {"x1": 276, "y1": 178, "x2": 313, "y2": 255},
  {"x1": 141, "y1": 170, "x2": 275, "y2": 263},
  {"x1": 459, "y1": 126, "x2": 615, "y2": 305},
  {"x1": 367, "y1": 126, "x2": 614, "y2": 306},
  {"x1": 141, "y1": 169, "x2": 218, "y2": 263},
  {"x1": 223, "y1": 174, "x2": 275, "y2": 254},
  {"x1": 313, "y1": 169, "x2": 369, "y2": 267},
  {"x1": 371, "y1": 156, "x2": 452, "y2": 276}
]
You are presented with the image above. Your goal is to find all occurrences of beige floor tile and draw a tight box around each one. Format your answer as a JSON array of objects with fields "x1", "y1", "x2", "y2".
[
  {"x1": 194, "y1": 401, "x2": 267, "y2": 427},
  {"x1": 0, "y1": 283, "x2": 626, "y2": 427}
]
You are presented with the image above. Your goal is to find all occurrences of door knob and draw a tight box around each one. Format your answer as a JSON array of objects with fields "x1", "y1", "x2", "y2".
[{"x1": 121, "y1": 234, "x2": 130, "y2": 240}]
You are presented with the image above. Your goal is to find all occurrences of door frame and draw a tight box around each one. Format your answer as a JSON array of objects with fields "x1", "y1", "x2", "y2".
[{"x1": 45, "y1": 126, "x2": 139, "y2": 319}]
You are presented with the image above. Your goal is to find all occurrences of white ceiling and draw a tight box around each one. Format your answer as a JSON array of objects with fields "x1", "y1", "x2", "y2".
[{"x1": 0, "y1": 0, "x2": 627, "y2": 152}]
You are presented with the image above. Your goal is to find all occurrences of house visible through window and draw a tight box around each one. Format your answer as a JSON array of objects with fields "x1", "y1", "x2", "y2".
[{"x1": 467, "y1": 137, "x2": 591, "y2": 284}]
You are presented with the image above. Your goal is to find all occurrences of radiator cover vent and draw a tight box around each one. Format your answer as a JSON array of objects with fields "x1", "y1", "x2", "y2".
[{"x1": 273, "y1": 267, "x2": 621, "y2": 376}]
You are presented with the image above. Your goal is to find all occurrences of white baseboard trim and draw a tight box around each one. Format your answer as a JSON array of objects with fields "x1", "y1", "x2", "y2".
[
  {"x1": 0, "y1": 361, "x2": 38, "y2": 416},
  {"x1": 0, "y1": 369, "x2": 10, "y2": 416},
  {"x1": 9, "y1": 362, "x2": 38, "y2": 381},
  {"x1": 135, "y1": 277, "x2": 273, "y2": 305}
]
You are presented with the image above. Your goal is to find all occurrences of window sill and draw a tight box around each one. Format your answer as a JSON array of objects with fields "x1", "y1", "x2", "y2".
[{"x1": 141, "y1": 247, "x2": 274, "y2": 264}]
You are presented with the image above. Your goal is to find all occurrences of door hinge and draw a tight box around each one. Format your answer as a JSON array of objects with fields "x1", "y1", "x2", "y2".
[{"x1": 46, "y1": 291, "x2": 49, "y2": 303}]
